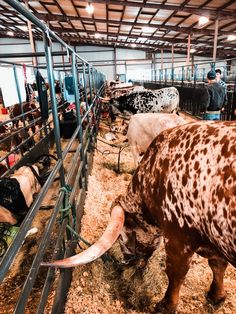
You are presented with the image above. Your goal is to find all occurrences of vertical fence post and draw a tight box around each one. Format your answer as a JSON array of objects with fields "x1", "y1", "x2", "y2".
[
  {"x1": 88, "y1": 64, "x2": 93, "y2": 105},
  {"x1": 223, "y1": 65, "x2": 227, "y2": 82},
  {"x1": 171, "y1": 66, "x2": 174, "y2": 85},
  {"x1": 13, "y1": 64, "x2": 30, "y2": 154},
  {"x1": 202, "y1": 68, "x2": 206, "y2": 82},
  {"x1": 43, "y1": 33, "x2": 65, "y2": 186},
  {"x1": 181, "y1": 66, "x2": 184, "y2": 86},
  {"x1": 165, "y1": 68, "x2": 167, "y2": 85},
  {"x1": 13, "y1": 65, "x2": 27, "y2": 129},
  {"x1": 71, "y1": 52, "x2": 87, "y2": 189},
  {"x1": 193, "y1": 64, "x2": 198, "y2": 87},
  {"x1": 82, "y1": 62, "x2": 89, "y2": 114},
  {"x1": 210, "y1": 62, "x2": 215, "y2": 71}
]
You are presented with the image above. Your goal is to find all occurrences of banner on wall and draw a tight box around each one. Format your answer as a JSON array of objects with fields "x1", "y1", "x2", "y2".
[
  {"x1": 0, "y1": 66, "x2": 26, "y2": 107},
  {"x1": 64, "y1": 76, "x2": 75, "y2": 103}
]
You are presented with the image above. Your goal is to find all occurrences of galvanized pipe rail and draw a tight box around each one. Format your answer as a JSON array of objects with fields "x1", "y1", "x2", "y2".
[{"x1": 0, "y1": 2, "x2": 106, "y2": 314}]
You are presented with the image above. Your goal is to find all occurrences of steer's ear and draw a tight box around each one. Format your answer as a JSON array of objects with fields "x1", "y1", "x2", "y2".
[{"x1": 41, "y1": 205, "x2": 125, "y2": 268}]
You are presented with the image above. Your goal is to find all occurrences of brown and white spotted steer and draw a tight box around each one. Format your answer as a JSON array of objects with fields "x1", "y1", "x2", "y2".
[{"x1": 42, "y1": 121, "x2": 236, "y2": 313}]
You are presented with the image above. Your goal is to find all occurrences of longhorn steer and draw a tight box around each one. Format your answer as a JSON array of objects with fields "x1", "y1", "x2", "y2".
[
  {"x1": 42, "y1": 121, "x2": 236, "y2": 313},
  {"x1": 127, "y1": 113, "x2": 186, "y2": 166},
  {"x1": 112, "y1": 87, "x2": 180, "y2": 114},
  {"x1": 0, "y1": 166, "x2": 41, "y2": 225}
]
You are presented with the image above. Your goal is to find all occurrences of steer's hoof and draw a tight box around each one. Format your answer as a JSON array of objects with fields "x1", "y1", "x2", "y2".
[
  {"x1": 154, "y1": 300, "x2": 176, "y2": 314},
  {"x1": 206, "y1": 291, "x2": 226, "y2": 306}
]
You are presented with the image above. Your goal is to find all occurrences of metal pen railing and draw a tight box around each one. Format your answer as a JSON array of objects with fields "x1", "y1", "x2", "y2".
[{"x1": 0, "y1": 1, "x2": 106, "y2": 313}]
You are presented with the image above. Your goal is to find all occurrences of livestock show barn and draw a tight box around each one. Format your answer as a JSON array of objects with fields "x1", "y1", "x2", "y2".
[{"x1": 0, "y1": 1, "x2": 236, "y2": 313}]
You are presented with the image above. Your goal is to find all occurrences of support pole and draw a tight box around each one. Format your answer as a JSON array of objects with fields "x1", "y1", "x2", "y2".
[
  {"x1": 24, "y1": 0, "x2": 37, "y2": 66},
  {"x1": 43, "y1": 33, "x2": 65, "y2": 186},
  {"x1": 186, "y1": 34, "x2": 191, "y2": 65},
  {"x1": 213, "y1": 19, "x2": 219, "y2": 62},
  {"x1": 88, "y1": 64, "x2": 93, "y2": 104},
  {"x1": 161, "y1": 49, "x2": 164, "y2": 72},
  {"x1": 82, "y1": 62, "x2": 89, "y2": 112},
  {"x1": 171, "y1": 44, "x2": 174, "y2": 83},
  {"x1": 125, "y1": 61, "x2": 127, "y2": 82},
  {"x1": 71, "y1": 53, "x2": 87, "y2": 188},
  {"x1": 152, "y1": 53, "x2": 156, "y2": 82},
  {"x1": 13, "y1": 65, "x2": 27, "y2": 130},
  {"x1": 114, "y1": 47, "x2": 117, "y2": 79}
]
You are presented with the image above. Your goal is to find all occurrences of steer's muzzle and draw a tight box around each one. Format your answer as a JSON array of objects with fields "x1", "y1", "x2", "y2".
[{"x1": 41, "y1": 205, "x2": 125, "y2": 268}]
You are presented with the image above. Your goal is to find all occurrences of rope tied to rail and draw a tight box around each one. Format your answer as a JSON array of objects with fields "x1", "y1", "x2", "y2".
[{"x1": 59, "y1": 185, "x2": 72, "y2": 221}]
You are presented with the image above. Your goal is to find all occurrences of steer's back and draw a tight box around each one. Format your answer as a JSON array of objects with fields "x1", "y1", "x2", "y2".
[
  {"x1": 123, "y1": 121, "x2": 236, "y2": 265},
  {"x1": 127, "y1": 113, "x2": 186, "y2": 152}
]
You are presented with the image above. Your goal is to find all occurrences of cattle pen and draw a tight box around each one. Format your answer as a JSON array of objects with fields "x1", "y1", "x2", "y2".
[
  {"x1": 0, "y1": 1, "x2": 236, "y2": 314},
  {"x1": 0, "y1": 1, "x2": 105, "y2": 313}
]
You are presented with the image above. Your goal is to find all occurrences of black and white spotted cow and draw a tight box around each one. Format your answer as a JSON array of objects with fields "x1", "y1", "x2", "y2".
[
  {"x1": 112, "y1": 87, "x2": 180, "y2": 114},
  {"x1": 0, "y1": 166, "x2": 41, "y2": 225}
]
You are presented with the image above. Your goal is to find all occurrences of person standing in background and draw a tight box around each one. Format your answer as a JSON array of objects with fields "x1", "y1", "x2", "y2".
[
  {"x1": 201, "y1": 70, "x2": 227, "y2": 120},
  {"x1": 215, "y1": 69, "x2": 227, "y2": 91},
  {"x1": 215, "y1": 69, "x2": 227, "y2": 117}
]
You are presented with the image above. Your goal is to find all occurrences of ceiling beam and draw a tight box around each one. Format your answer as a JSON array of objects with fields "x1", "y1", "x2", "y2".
[
  {"x1": 62, "y1": 36, "x2": 236, "y2": 58},
  {"x1": 86, "y1": 0, "x2": 236, "y2": 19},
  {"x1": 26, "y1": 13, "x2": 236, "y2": 37},
  {"x1": 1, "y1": 9, "x2": 235, "y2": 37},
  {"x1": 49, "y1": 27, "x2": 236, "y2": 49}
]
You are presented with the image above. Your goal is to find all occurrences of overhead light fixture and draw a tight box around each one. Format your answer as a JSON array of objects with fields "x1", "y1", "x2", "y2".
[
  {"x1": 198, "y1": 16, "x2": 209, "y2": 26},
  {"x1": 131, "y1": 43, "x2": 136, "y2": 48},
  {"x1": 18, "y1": 25, "x2": 28, "y2": 32},
  {"x1": 86, "y1": 3, "x2": 94, "y2": 14},
  {"x1": 190, "y1": 48, "x2": 196, "y2": 53},
  {"x1": 7, "y1": 31, "x2": 14, "y2": 36},
  {"x1": 142, "y1": 26, "x2": 153, "y2": 33},
  {"x1": 227, "y1": 34, "x2": 236, "y2": 41},
  {"x1": 95, "y1": 33, "x2": 100, "y2": 38}
]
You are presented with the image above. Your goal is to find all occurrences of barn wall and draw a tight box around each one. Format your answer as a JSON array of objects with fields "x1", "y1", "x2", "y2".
[{"x1": 0, "y1": 38, "x2": 229, "y2": 81}]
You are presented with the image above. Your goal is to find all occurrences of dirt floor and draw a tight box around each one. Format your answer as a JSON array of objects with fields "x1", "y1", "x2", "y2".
[{"x1": 64, "y1": 113, "x2": 236, "y2": 314}]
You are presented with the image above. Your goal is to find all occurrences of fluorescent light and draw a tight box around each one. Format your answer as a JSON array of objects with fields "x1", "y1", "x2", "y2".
[
  {"x1": 95, "y1": 33, "x2": 100, "y2": 38},
  {"x1": 227, "y1": 35, "x2": 236, "y2": 41},
  {"x1": 131, "y1": 43, "x2": 136, "y2": 48},
  {"x1": 18, "y1": 25, "x2": 28, "y2": 32},
  {"x1": 7, "y1": 31, "x2": 14, "y2": 36},
  {"x1": 142, "y1": 26, "x2": 153, "y2": 33},
  {"x1": 198, "y1": 16, "x2": 209, "y2": 26},
  {"x1": 86, "y1": 4, "x2": 94, "y2": 14}
]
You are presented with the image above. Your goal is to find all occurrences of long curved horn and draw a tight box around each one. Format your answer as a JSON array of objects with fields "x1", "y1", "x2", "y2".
[{"x1": 41, "y1": 205, "x2": 125, "y2": 268}]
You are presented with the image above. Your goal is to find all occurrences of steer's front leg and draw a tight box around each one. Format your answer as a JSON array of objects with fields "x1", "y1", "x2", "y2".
[
  {"x1": 155, "y1": 239, "x2": 194, "y2": 313},
  {"x1": 207, "y1": 257, "x2": 228, "y2": 304}
]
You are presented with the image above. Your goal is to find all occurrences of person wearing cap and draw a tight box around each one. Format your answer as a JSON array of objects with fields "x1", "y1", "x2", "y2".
[{"x1": 201, "y1": 70, "x2": 227, "y2": 120}]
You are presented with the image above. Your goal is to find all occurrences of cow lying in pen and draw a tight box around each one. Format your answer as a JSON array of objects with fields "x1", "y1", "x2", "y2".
[
  {"x1": 42, "y1": 121, "x2": 236, "y2": 313},
  {"x1": 112, "y1": 87, "x2": 180, "y2": 114},
  {"x1": 0, "y1": 166, "x2": 41, "y2": 225},
  {"x1": 127, "y1": 113, "x2": 186, "y2": 166}
]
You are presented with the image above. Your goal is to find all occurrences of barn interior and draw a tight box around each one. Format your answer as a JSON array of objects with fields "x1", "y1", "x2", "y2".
[{"x1": 0, "y1": 1, "x2": 236, "y2": 314}]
